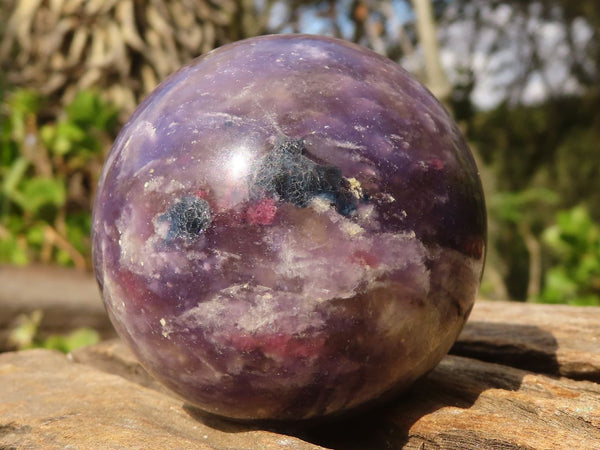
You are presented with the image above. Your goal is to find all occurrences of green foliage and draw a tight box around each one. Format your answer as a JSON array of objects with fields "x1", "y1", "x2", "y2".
[
  {"x1": 0, "y1": 89, "x2": 118, "y2": 267},
  {"x1": 468, "y1": 94, "x2": 600, "y2": 303},
  {"x1": 486, "y1": 188, "x2": 559, "y2": 300},
  {"x1": 41, "y1": 328, "x2": 101, "y2": 353},
  {"x1": 8, "y1": 310, "x2": 100, "y2": 353},
  {"x1": 19, "y1": 177, "x2": 66, "y2": 214},
  {"x1": 41, "y1": 90, "x2": 118, "y2": 157},
  {"x1": 489, "y1": 188, "x2": 558, "y2": 225},
  {"x1": 469, "y1": 97, "x2": 595, "y2": 192},
  {"x1": 553, "y1": 127, "x2": 600, "y2": 213},
  {"x1": 8, "y1": 310, "x2": 43, "y2": 349},
  {"x1": 539, "y1": 206, "x2": 600, "y2": 305}
]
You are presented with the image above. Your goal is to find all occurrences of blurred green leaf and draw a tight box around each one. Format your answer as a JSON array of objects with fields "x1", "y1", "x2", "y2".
[
  {"x1": 54, "y1": 121, "x2": 86, "y2": 155},
  {"x1": 7, "y1": 90, "x2": 43, "y2": 142},
  {"x1": 8, "y1": 310, "x2": 43, "y2": 349},
  {"x1": 2, "y1": 156, "x2": 29, "y2": 198},
  {"x1": 490, "y1": 188, "x2": 559, "y2": 224},
  {"x1": 19, "y1": 177, "x2": 66, "y2": 213},
  {"x1": 55, "y1": 248, "x2": 72, "y2": 266},
  {"x1": 7, "y1": 89, "x2": 43, "y2": 116},
  {"x1": 66, "y1": 90, "x2": 118, "y2": 131},
  {"x1": 540, "y1": 267, "x2": 578, "y2": 303},
  {"x1": 0, "y1": 235, "x2": 29, "y2": 265},
  {"x1": 26, "y1": 222, "x2": 46, "y2": 247},
  {"x1": 1, "y1": 87, "x2": 119, "y2": 268},
  {"x1": 2, "y1": 214, "x2": 24, "y2": 233},
  {"x1": 7, "y1": 310, "x2": 100, "y2": 353},
  {"x1": 66, "y1": 90, "x2": 98, "y2": 124},
  {"x1": 41, "y1": 328, "x2": 100, "y2": 353},
  {"x1": 539, "y1": 205, "x2": 600, "y2": 305},
  {"x1": 0, "y1": 121, "x2": 18, "y2": 167},
  {"x1": 65, "y1": 213, "x2": 91, "y2": 254}
]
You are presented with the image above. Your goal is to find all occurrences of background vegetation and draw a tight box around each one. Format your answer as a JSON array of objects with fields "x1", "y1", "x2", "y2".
[{"x1": 1, "y1": 0, "x2": 599, "y2": 305}]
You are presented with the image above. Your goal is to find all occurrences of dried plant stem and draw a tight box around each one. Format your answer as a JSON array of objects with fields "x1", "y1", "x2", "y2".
[{"x1": 43, "y1": 224, "x2": 87, "y2": 271}]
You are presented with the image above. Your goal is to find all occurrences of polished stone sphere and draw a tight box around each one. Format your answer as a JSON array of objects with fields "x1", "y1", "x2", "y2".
[{"x1": 92, "y1": 34, "x2": 486, "y2": 421}]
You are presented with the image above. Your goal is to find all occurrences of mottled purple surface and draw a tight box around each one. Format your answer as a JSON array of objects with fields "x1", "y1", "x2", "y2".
[{"x1": 92, "y1": 34, "x2": 486, "y2": 421}]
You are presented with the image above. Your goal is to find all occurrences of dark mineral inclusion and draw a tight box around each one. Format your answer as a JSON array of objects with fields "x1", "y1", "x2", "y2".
[
  {"x1": 162, "y1": 137, "x2": 362, "y2": 241},
  {"x1": 160, "y1": 196, "x2": 212, "y2": 241},
  {"x1": 252, "y1": 136, "x2": 360, "y2": 216}
]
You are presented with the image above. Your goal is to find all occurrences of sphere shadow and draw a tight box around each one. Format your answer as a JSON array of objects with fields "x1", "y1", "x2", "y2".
[{"x1": 183, "y1": 322, "x2": 559, "y2": 449}]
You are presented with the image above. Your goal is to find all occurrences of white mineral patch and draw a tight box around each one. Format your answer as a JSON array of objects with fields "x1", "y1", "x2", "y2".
[
  {"x1": 389, "y1": 133, "x2": 412, "y2": 150},
  {"x1": 291, "y1": 42, "x2": 330, "y2": 60},
  {"x1": 142, "y1": 174, "x2": 185, "y2": 194},
  {"x1": 347, "y1": 177, "x2": 364, "y2": 200},
  {"x1": 135, "y1": 120, "x2": 157, "y2": 140},
  {"x1": 153, "y1": 217, "x2": 170, "y2": 240},
  {"x1": 166, "y1": 121, "x2": 179, "y2": 136},
  {"x1": 356, "y1": 204, "x2": 380, "y2": 229},
  {"x1": 202, "y1": 111, "x2": 245, "y2": 124},
  {"x1": 324, "y1": 137, "x2": 366, "y2": 150},
  {"x1": 269, "y1": 213, "x2": 428, "y2": 301},
  {"x1": 177, "y1": 284, "x2": 326, "y2": 343},
  {"x1": 159, "y1": 317, "x2": 170, "y2": 338},
  {"x1": 423, "y1": 113, "x2": 438, "y2": 133},
  {"x1": 339, "y1": 220, "x2": 364, "y2": 237},
  {"x1": 379, "y1": 193, "x2": 396, "y2": 203},
  {"x1": 115, "y1": 206, "x2": 143, "y2": 270},
  {"x1": 308, "y1": 197, "x2": 331, "y2": 214},
  {"x1": 212, "y1": 249, "x2": 242, "y2": 263}
]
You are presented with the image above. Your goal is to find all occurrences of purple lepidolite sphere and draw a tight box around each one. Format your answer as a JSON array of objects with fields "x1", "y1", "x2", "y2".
[{"x1": 92, "y1": 34, "x2": 486, "y2": 421}]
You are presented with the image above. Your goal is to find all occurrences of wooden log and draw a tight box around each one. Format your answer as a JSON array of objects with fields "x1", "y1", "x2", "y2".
[
  {"x1": 65, "y1": 340, "x2": 600, "y2": 448},
  {"x1": 0, "y1": 349, "x2": 324, "y2": 450},
  {"x1": 392, "y1": 355, "x2": 600, "y2": 449},
  {"x1": 2, "y1": 266, "x2": 600, "y2": 448},
  {"x1": 453, "y1": 300, "x2": 600, "y2": 382}
]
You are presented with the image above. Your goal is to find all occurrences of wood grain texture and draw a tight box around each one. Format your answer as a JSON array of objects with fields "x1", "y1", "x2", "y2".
[
  {"x1": 68, "y1": 339, "x2": 600, "y2": 449},
  {"x1": 2, "y1": 265, "x2": 600, "y2": 448},
  {"x1": 453, "y1": 300, "x2": 600, "y2": 382},
  {"x1": 0, "y1": 349, "x2": 324, "y2": 450}
]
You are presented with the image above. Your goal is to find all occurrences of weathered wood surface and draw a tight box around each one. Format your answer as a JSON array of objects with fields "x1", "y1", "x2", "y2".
[
  {"x1": 1, "y1": 265, "x2": 600, "y2": 449},
  {"x1": 0, "y1": 349, "x2": 322, "y2": 450},
  {"x1": 454, "y1": 300, "x2": 600, "y2": 382}
]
